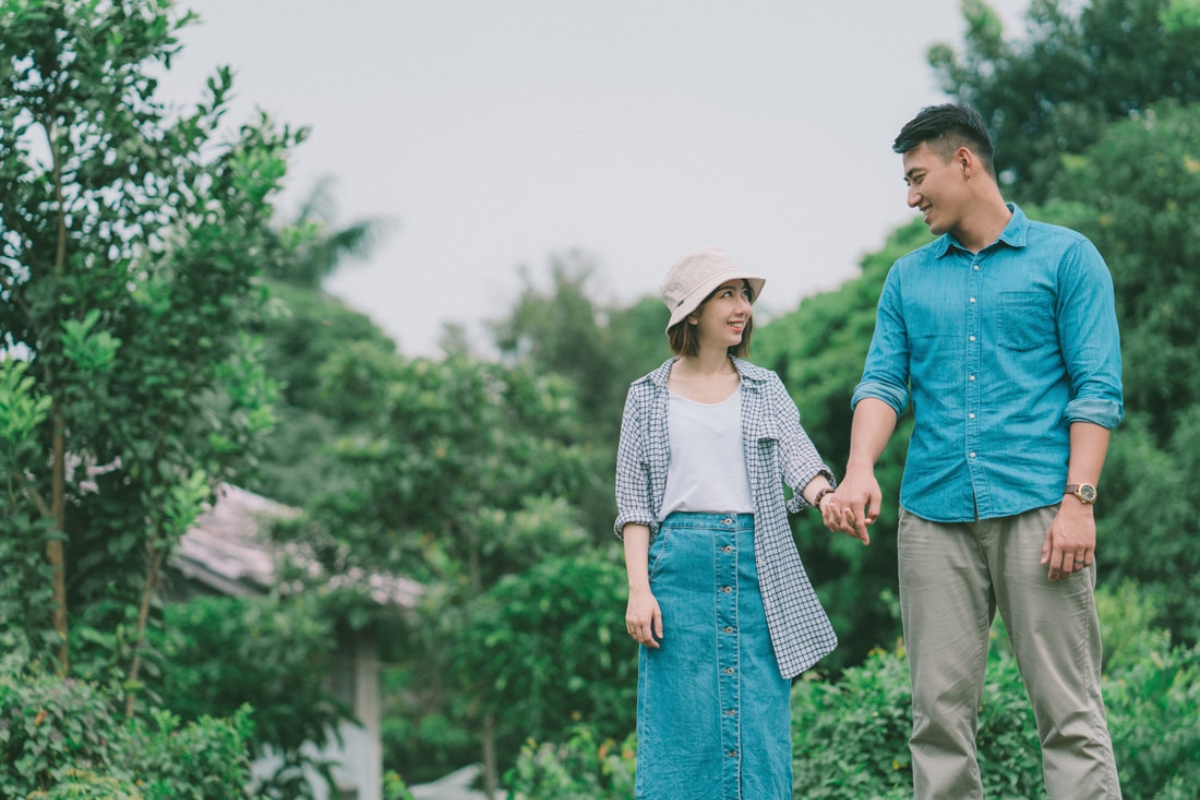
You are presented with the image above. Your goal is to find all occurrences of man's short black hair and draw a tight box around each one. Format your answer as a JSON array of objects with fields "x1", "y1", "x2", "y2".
[{"x1": 893, "y1": 104, "x2": 996, "y2": 178}]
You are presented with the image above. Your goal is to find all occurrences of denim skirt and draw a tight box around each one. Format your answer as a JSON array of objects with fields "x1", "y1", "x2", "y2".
[{"x1": 636, "y1": 512, "x2": 792, "y2": 800}]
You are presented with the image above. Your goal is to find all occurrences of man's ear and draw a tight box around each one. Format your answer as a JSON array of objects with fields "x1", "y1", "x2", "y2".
[{"x1": 956, "y1": 146, "x2": 977, "y2": 178}]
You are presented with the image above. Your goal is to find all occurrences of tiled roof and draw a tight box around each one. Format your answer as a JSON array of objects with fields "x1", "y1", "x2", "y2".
[{"x1": 172, "y1": 483, "x2": 421, "y2": 608}]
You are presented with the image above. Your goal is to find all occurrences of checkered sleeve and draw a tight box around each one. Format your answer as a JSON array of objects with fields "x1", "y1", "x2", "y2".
[
  {"x1": 613, "y1": 385, "x2": 655, "y2": 539},
  {"x1": 768, "y1": 373, "x2": 834, "y2": 514}
]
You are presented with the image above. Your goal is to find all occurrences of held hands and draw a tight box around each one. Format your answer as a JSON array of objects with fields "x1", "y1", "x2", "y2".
[
  {"x1": 821, "y1": 467, "x2": 879, "y2": 545},
  {"x1": 1041, "y1": 497, "x2": 1096, "y2": 581},
  {"x1": 626, "y1": 585, "x2": 663, "y2": 648}
]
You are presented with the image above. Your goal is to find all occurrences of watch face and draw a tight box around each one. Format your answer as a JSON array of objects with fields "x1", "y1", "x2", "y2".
[{"x1": 1078, "y1": 484, "x2": 1097, "y2": 503}]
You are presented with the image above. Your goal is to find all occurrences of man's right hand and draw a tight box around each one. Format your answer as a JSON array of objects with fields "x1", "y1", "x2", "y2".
[{"x1": 823, "y1": 466, "x2": 881, "y2": 545}]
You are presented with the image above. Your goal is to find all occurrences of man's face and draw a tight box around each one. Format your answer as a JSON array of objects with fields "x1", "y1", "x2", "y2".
[{"x1": 902, "y1": 142, "x2": 967, "y2": 236}]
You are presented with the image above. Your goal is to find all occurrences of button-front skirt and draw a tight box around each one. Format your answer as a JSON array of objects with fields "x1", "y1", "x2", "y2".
[{"x1": 636, "y1": 512, "x2": 792, "y2": 800}]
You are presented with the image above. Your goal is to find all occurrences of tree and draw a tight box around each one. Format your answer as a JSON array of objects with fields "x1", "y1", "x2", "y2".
[
  {"x1": 1036, "y1": 102, "x2": 1200, "y2": 641},
  {"x1": 260, "y1": 175, "x2": 393, "y2": 290},
  {"x1": 489, "y1": 254, "x2": 671, "y2": 540},
  {"x1": 293, "y1": 350, "x2": 602, "y2": 797},
  {"x1": 0, "y1": 0, "x2": 300, "y2": 707},
  {"x1": 928, "y1": 0, "x2": 1200, "y2": 203}
]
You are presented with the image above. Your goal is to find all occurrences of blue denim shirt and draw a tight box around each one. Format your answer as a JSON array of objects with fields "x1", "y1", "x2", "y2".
[{"x1": 852, "y1": 204, "x2": 1123, "y2": 523}]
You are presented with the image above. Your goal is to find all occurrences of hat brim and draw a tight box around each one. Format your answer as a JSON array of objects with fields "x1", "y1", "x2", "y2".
[{"x1": 665, "y1": 269, "x2": 766, "y2": 332}]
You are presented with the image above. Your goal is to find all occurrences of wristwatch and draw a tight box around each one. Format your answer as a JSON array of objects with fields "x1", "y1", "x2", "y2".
[{"x1": 1064, "y1": 483, "x2": 1098, "y2": 505}]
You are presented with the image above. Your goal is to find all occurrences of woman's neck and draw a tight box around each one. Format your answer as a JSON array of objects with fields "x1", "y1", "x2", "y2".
[{"x1": 675, "y1": 347, "x2": 735, "y2": 377}]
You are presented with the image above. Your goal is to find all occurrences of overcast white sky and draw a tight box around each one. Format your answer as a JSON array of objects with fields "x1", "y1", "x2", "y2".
[{"x1": 157, "y1": 0, "x2": 1033, "y2": 355}]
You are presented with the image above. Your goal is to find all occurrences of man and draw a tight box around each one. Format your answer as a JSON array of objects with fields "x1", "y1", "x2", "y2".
[{"x1": 827, "y1": 104, "x2": 1123, "y2": 799}]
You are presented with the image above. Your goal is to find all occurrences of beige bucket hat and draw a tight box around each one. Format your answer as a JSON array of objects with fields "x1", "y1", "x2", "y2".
[{"x1": 661, "y1": 246, "x2": 765, "y2": 332}]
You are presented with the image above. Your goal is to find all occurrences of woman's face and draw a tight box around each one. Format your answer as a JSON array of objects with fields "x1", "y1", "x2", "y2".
[{"x1": 691, "y1": 279, "x2": 752, "y2": 352}]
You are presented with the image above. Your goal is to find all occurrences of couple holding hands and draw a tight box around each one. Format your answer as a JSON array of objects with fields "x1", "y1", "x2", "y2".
[{"x1": 614, "y1": 104, "x2": 1124, "y2": 800}]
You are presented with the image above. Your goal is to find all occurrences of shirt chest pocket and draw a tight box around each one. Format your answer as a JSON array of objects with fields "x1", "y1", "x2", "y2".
[
  {"x1": 997, "y1": 291, "x2": 1057, "y2": 352},
  {"x1": 747, "y1": 413, "x2": 779, "y2": 468}
]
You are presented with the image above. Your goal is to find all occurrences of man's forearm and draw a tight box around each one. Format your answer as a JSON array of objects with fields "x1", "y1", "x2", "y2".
[
  {"x1": 1066, "y1": 421, "x2": 1112, "y2": 490},
  {"x1": 846, "y1": 397, "x2": 899, "y2": 473}
]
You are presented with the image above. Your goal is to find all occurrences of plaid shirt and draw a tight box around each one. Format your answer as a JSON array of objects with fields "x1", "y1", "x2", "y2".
[{"x1": 614, "y1": 357, "x2": 838, "y2": 678}]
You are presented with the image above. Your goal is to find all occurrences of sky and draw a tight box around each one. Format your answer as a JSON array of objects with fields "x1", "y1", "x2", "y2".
[{"x1": 156, "y1": 0, "x2": 1033, "y2": 356}]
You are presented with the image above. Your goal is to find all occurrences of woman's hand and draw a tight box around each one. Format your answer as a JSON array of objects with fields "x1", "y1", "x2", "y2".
[{"x1": 626, "y1": 585, "x2": 663, "y2": 649}]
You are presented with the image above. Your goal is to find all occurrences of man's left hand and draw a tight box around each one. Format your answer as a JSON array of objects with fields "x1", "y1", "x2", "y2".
[{"x1": 1040, "y1": 498, "x2": 1096, "y2": 581}]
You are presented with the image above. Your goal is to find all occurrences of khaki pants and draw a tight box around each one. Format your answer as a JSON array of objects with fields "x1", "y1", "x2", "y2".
[{"x1": 898, "y1": 505, "x2": 1121, "y2": 800}]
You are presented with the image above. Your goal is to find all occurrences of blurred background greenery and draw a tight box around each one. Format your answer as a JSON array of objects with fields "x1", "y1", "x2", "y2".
[{"x1": 2, "y1": 0, "x2": 1199, "y2": 798}]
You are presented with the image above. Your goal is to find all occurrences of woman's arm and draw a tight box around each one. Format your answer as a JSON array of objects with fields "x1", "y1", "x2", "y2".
[{"x1": 622, "y1": 523, "x2": 662, "y2": 648}]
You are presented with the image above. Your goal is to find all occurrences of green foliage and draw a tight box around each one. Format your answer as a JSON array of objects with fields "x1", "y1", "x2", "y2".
[
  {"x1": 0, "y1": 655, "x2": 251, "y2": 799},
  {"x1": 260, "y1": 176, "x2": 393, "y2": 289},
  {"x1": 26, "y1": 769, "x2": 141, "y2": 800},
  {"x1": 489, "y1": 256, "x2": 672, "y2": 539},
  {"x1": 123, "y1": 706, "x2": 254, "y2": 800},
  {"x1": 791, "y1": 637, "x2": 1046, "y2": 800},
  {"x1": 382, "y1": 770, "x2": 416, "y2": 800},
  {"x1": 456, "y1": 550, "x2": 638, "y2": 759},
  {"x1": 0, "y1": 659, "x2": 126, "y2": 795},
  {"x1": 504, "y1": 726, "x2": 637, "y2": 800},
  {"x1": 929, "y1": 0, "x2": 1200, "y2": 203},
  {"x1": 789, "y1": 584, "x2": 1200, "y2": 800},
  {"x1": 155, "y1": 593, "x2": 349, "y2": 763},
  {"x1": 301, "y1": 353, "x2": 598, "y2": 587},
  {"x1": 1, "y1": 0, "x2": 302, "y2": 687},
  {"x1": 1023, "y1": 102, "x2": 1200, "y2": 643}
]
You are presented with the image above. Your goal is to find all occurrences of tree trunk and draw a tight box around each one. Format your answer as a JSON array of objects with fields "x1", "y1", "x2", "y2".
[
  {"x1": 49, "y1": 408, "x2": 68, "y2": 675},
  {"x1": 125, "y1": 540, "x2": 164, "y2": 718},
  {"x1": 47, "y1": 121, "x2": 70, "y2": 676},
  {"x1": 482, "y1": 712, "x2": 498, "y2": 800}
]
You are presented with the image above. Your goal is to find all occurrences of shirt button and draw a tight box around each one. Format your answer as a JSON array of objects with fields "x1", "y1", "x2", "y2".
[
  {"x1": 970, "y1": 452, "x2": 977, "y2": 458},
  {"x1": 970, "y1": 297, "x2": 976, "y2": 303},
  {"x1": 970, "y1": 413, "x2": 976, "y2": 419},
  {"x1": 973, "y1": 264, "x2": 980, "y2": 270},
  {"x1": 721, "y1": 586, "x2": 732, "y2": 594},
  {"x1": 726, "y1": 709, "x2": 736, "y2": 716},
  {"x1": 728, "y1": 750, "x2": 738, "y2": 758},
  {"x1": 721, "y1": 517, "x2": 733, "y2": 525},
  {"x1": 969, "y1": 335, "x2": 976, "y2": 342},
  {"x1": 969, "y1": 375, "x2": 976, "y2": 381},
  {"x1": 724, "y1": 667, "x2": 734, "y2": 675},
  {"x1": 722, "y1": 546, "x2": 733, "y2": 553},
  {"x1": 723, "y1": 626, "x2": 734, "y2": 633}
]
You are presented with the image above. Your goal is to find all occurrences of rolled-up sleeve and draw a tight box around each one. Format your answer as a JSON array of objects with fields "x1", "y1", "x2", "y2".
[
  {"x1": 851, "y1": 266, "x2": 911, "y2": 417},
  {"x1": 613, "y1": 387, "x2": 654, "y2": 539},
  {"x1": 769, "y1": 375, "x2": 835, "y2": 514},
  {"x1": 1058, "y1": 240, "x2": 1124, "y2": 429}
]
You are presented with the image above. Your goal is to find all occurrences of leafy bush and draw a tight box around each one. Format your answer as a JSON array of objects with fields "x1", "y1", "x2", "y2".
[
  {"x1": 1106, "y1": 641, "x2": 1200, "y2": 800},
  {"x1": 26, "y1": 769, "x2": 141, "y2": 800},
  {"x1": 455, "y1": 550, "x2": 637, "y2": 756},
  {"x1": 791, "y1": 583, "x2": 1200, "y2": 800},
  {"x1": 154, "y1": 593, "x2": 350, "y2": 798},
  {"x1": 383, "y1": 770, "x2": 416, "y2": 800},
  {"x1": 504, "y1": 725, "x2": 636, "y2": 800},
  {"x1": 506, "y1": 583, "x2": 1199, "y2": 799},
  {"x1": 0, "y1": 659, "x2": 251, "y2": 799}
]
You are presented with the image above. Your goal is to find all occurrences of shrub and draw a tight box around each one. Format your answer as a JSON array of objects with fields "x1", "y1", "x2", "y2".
[
  {"x1": 0, "y1": 660, "x2": 251, "y2": 799},
  {"x1": 792, "y1": 583, "x2": 1200, "y2": 800},
  {"x1": 503, "y1": 725, "x2": 636, "y2": 800},
  {"x1": 501, "y1": 583, "x2": 1200, "y2": 798}
]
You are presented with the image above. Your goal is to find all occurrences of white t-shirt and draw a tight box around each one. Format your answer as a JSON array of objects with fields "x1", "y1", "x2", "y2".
[{"x1": 658, "y1": 383, "x2": 755, "y2": 517}]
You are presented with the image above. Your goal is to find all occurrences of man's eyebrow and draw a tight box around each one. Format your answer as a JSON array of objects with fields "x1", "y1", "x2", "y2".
[{"x1": 904, "y1": 167, "x2": 924, "y2": 182}]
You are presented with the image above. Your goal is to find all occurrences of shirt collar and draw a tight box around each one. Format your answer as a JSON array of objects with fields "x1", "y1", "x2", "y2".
[
  {"x1": 936, "y1": 202, "x2": 1028, "y2": 257},
  {"x1": 647, "y1": 356, "x2": 765, "y2": 389}
]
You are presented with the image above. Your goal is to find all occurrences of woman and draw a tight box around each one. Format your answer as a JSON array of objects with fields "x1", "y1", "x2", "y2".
[{"x1": 614, "y1": 246, "x2": 864, "y2": 799}]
